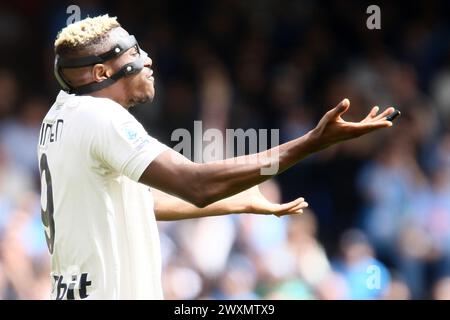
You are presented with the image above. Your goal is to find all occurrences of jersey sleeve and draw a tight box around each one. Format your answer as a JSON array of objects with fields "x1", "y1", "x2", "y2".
[{"x1": 89, "y1": 101, "x2": 170, "y2": 181}]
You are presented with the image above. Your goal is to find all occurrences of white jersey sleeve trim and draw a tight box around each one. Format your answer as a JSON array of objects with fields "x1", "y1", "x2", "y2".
[{"x1": 120, "y1": 136, "x2": 170, "y2": 181}]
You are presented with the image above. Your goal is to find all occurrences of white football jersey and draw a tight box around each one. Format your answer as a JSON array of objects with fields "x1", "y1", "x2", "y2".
[{"x1": 37, "y1": 91, "x2": 169, "y2": 299}]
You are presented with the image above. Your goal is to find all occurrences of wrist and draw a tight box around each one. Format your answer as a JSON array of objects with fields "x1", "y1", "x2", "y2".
[
  {"x1": 305, "y1": 128, "x2": 327, "y2": 154},
  {"x1": 223, "y1": 190, "x2": 256, "y2": 214},
  {"x1": 233, "y1": 198, "x2": 253, "y2": 214},
  {"x1": 209, "y1": 196, "x2": 249, "y2": 215}
]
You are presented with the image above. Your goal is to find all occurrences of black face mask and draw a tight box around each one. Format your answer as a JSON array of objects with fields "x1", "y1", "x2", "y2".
[{"x1": 54, "y1": 35, "x2": 148, "y2": 95}]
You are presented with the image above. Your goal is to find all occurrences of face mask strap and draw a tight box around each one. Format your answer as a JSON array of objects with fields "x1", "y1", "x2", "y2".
[
  {"x1": 71, "y1": 50, "x2": 148, "y2": 95},
  {"x1": 54, "y1": 35, "x2": 147, "y2": 94}
]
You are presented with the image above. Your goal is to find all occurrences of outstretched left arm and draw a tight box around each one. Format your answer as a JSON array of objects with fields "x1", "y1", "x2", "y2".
[{"x1": 153, "y1": 185, "x2": 308, "y2": 221}]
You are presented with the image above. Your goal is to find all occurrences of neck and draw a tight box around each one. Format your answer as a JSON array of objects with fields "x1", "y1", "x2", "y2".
[{"x1": 84, "y1": 88, "x2": 130, "y2": 109}]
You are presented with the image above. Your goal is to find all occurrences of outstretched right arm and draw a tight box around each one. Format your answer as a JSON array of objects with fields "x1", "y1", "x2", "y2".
[{"x1": 139, "y1": 99, "x2": 395, "y2": 207}]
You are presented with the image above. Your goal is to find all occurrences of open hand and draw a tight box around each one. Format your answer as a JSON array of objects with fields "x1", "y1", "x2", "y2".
[
  {"x1": 311, "y1": 99, "x2": 395, "y2": 151},
  {"x1": 241, "y1": 185, "x2": 308, "y2": 217}
]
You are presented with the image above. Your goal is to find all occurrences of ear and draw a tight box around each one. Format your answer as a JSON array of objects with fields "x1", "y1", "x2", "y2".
[{"x1": 91, "y1": 64, "x2": 113, "y2": 82}]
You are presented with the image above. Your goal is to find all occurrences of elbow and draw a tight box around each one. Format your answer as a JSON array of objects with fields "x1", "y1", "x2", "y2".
[
  {"x1": 192, "y1": 198, "x2": 209, "y2": 208},
  {"x1": 183, "y1": 164, "x2": 214, "y2": 208},
  {"x1": 187, "y1": 182, "x2": 217, "y2": 208},
  {"x1": 184, "y1": 163, "x2": 223, "y2": 208},
  {"x1": 189, "y1": 190, "x2": 215, "y2": 208}
]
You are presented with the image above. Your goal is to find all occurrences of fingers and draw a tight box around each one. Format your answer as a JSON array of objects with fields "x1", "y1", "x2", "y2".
[
  {"x1": 273, "y1": 197, "x2": 304, "y2": 213},
  {"x1": 328, "y1": 98, "x2": 350, "y2": 120},
  {"x1": 351, "y1": 106, "x2": 396, "y2": 128},
  {"x1": 333, "y1": 102, "x2": 395, "y2": 124},
  {"x1": 362, "y1": 106, "x2": 379, "y2": 122},
  {"x1": 274, "y1": 197, "x2": 309, "y2": 217},
  {"x1": 372, "y1": 107, "x2": 396, "y2": 121},
  {"x1": 357, "y1": 107, "x2": 397, "y2": 135},
  {"x1": 363, "y1": 106, "x2": 396, "y2": 123},
  {"x1": 353, "y1": 119, "x2": 393, "y2": 133},
  {"x1": 288, "y1": 200, "x2": 309, "y2": 212},
  {"x1": 369, "y1": 106, "x2": 379, "y2": 118}
]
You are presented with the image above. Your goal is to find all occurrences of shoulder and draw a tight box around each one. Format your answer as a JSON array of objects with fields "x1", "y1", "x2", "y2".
[{"x1": 73, "y1": 96, "x2": 151, "y2": 149}]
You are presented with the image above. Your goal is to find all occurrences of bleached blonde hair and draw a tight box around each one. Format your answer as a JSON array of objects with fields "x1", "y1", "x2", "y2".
[{"x1": 54, "y1": 14, "x2": 120, "y2": 55}]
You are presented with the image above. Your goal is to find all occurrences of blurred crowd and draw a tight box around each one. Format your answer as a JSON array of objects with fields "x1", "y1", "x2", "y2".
[{"x1": 1, "y1": 0, "x2": 450, "y2": 299}]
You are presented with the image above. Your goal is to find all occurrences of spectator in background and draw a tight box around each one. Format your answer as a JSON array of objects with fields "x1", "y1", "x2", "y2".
[
  {"x1": 0, "y1": 69, "x2": 18, "y2": 121},
  {"x1": 1, "y1": 96, "x2": 48, "y2": 176},
  {"x1": 432, "y1": 277, "x2": 450, "y2": 300},
  {"x1": 332, "y1": 229, "x2": 391, "y2": 300},
  {"x1": 357, "y1": 135, "x2": 426, "y2": 265},
  {"x1": 213, "y1": 254, "x2": 260, "y2": 300}
]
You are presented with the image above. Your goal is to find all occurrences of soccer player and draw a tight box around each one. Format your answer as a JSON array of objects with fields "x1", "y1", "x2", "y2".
[{"x1": 38, "y1": 15, "x2": 396, "y2": 299}]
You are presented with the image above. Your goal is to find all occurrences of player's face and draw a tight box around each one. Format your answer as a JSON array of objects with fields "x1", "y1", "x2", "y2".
[
  {"x1": 121, "y1": 47, "x2": 155, "y2": 107},
  {"x1": 108, "y1": 29, "x2": 155, "y2": 107}
]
